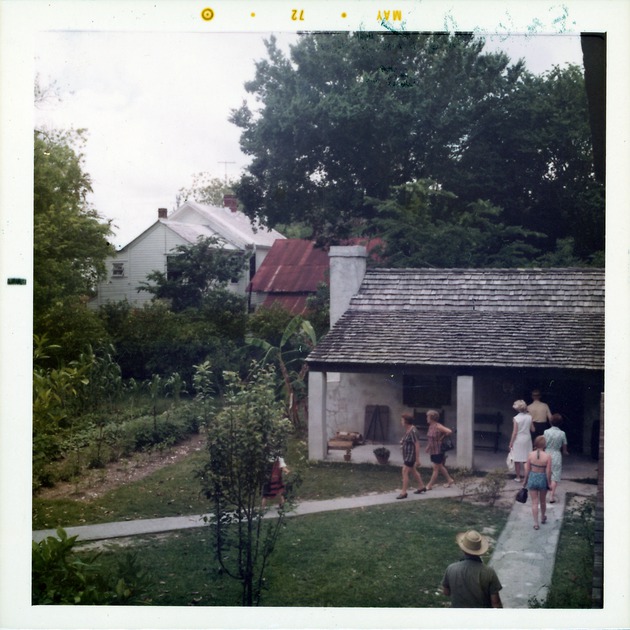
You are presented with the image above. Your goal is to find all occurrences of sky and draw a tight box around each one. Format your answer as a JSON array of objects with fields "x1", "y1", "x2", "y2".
[{"x1": 33, "y1": 30, "x2": 585, "y2": 248}]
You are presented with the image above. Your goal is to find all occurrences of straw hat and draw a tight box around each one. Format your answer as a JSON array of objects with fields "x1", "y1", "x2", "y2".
[{"x1": 456, "y1": 530, "x2": 490, "y2": 556}]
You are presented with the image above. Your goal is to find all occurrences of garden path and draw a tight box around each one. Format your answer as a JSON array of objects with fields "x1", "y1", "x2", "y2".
[{"x1": 32, "y1": 479, "x2": 597, "y2": 608}]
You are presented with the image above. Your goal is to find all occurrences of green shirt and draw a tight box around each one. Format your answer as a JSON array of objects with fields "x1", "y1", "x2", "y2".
[{"x1": 442, "y1": 556, "x2": 502, "y2": 608}]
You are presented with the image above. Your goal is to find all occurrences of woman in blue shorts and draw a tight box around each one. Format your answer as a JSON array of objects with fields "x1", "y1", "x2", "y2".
[{"x1": 523, "y1": 436, "x2": 552, "y2": 530}]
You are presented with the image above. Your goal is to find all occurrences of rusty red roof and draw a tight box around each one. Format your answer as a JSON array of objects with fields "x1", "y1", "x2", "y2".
[
  {"x1": 249, "y1": 239, "x2": 329, "y2": 293},
  {"x1": 261, "y1": 294, "x2": 311, "y2": 315}
]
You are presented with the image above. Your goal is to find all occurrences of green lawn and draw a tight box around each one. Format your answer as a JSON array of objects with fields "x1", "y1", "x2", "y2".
[
  {"x1": 33, "y1": 444, "x2": 436, "y2": 529},
  {"x1": 94, "y1": 499, "x2": 508, "y2": 607},
  {"x1": 33, "y1": 443, "x2": 596, "y2": 608}
]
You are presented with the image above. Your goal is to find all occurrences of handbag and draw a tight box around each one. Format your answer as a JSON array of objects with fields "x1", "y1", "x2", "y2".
[
  {"x1": 515, "y1": 487, "x2": 528, "y2": 503},
  {"x1": 506, "y1": 450, "x2": 515, "y2": 473},
  {"x1": 440, "y1": 435, "x2": 454, "y2": 453}
]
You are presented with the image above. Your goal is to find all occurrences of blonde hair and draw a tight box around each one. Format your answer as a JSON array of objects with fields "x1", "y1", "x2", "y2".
[
  {"x1": 512, "y1": 400, "x2": 528, "y2": 413},
  {"x1": 426, "y1": 409, "x2": 440, "y2": 421}
]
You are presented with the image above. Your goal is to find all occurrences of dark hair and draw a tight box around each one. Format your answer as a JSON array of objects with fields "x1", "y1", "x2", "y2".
[
  {"x1": 550, "y1": 413, "x2": 563, "y2": 427},
  {"x1": 401, "y1": 412, "x2": 414, "y2": 425}
]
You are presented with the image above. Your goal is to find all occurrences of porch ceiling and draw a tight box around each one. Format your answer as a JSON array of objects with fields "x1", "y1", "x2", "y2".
[{"x1": 306, "y1": 309, "x2": 604, "y2": 371}]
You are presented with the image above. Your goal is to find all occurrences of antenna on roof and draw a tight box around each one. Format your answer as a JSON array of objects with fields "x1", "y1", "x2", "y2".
[{"x1": 218, "y1": 161, "x2": 236, "y2": 185}]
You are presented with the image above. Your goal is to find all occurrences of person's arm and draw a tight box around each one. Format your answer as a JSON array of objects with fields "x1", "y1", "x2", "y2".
[
  {"x1": 546, "y1": 456, "x2": 552, "y2": 489},
  {"x1": 490, "y1": 592, "x2": 503, "y2": 608},
  {"x1": 523, "y1": 456, "x2": 531, "y2": 486},
  {"x1": 509, "y1": 419, "x2": 517, "y2": 449},
  {"x1": 442, "y1": 571, "x2": 450, "y2": 597},
  {"x1": 546, "y1": 405, "x2": 553, "y2": 422}
]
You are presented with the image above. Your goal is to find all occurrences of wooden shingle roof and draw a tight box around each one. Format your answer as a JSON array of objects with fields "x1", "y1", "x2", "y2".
[{"x1": 307, "y1": 268, "x2": 604, "y2": 371}]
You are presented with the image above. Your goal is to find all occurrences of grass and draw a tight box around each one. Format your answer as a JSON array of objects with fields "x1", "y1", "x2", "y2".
[
  {"x1": 533, "y1": 494, "x2": 596, "y2": 608},
  {"x1": 33, "y1": 449, "x2": 210, "y2": 529},
  {"x1": 93, "y1": 499, "x2": 509, "y2": 607},
  {"x1": 32, "y1": 436, "x2": 597, "y2": 608},
  {"x1": 33, "y1": 434, "x2": 451, "y2": 529}
]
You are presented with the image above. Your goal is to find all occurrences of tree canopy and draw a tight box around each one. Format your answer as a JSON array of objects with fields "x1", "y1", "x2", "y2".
[
  {"x1": 138, "y1": 236, "x2": 249, "y2": 311},
  {"x1": 34, "y1": 127, "x2": 114, "y2": 358},
  {"x1": 34, "y1": 128, "x2": 113, "y2": 313},
  {"x1": 231, "y1": 32, "x2": 603, "y2": 266}
]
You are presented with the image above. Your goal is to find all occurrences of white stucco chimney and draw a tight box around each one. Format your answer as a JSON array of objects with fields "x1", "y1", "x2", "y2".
[{"x1": 328, "y1": 245, "x2": 367, "y2": 327}]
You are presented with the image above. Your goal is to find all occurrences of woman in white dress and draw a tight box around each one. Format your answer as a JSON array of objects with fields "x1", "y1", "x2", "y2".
[{"x1": 508, "y1": 400, "x2": 534, "y2": 483}]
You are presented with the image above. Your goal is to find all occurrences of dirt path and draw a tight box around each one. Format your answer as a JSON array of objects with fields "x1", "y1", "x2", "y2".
[{"x1": 36, "y1": 432, "x2": 207, "y2": 501}]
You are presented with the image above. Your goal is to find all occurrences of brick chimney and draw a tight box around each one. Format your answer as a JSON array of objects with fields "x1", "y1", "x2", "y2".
[
  {"x1": 158, "y1": 207, "x2": 168, "y2": 219},
  {"x1": 223, "y1": 194, "x2": 238, "y2": 213},
  {"x1": 328, "y1": 246, "x2": 367, "y2": 327}
]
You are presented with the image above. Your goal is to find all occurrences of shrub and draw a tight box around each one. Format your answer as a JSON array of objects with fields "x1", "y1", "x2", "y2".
[
  {"x1": 475, "y1": 468, "x2": 506, "y2": 506},
  {"x1": 453, "y1": 467, "x2": 477, "y2": 502},
  {"x1": 32, "y1": 527, "x2": 152, "y2": 605}
]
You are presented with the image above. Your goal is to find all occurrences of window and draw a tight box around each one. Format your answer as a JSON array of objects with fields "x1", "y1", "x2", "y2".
[
  {"x1": 112, "y1": 262, "x2": 125, "y2": 278},
  {"x1": 166, "y1": 255, "x2": 183, "y2": 282},
  {"x1": 403, "y1": 375, "x2": 452, "y2": 407}
]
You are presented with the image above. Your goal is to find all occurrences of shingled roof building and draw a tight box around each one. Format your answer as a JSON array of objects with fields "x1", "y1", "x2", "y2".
[{"x1": 306, "y1": 246, "x2": 604, "y2": 467}]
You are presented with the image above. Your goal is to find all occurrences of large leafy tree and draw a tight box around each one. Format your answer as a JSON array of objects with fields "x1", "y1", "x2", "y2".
[
  {"x1": 231, "y1": 32, "x2": 523, "y2": 241},
  {"x1": 34, "y1": 126, "x2": 114, "y2": 364},
  {"x1": 449, "y1": 64, "x2": 603, "y2": 262},
  {"x1": 175, "y1": 172, "x2": 237, "y2": 207},
  {"x1": 34, "y1": 129, "x2": 113, "y2": 317},
  {"x1": 370, "y1": 180, "x2": 544, "y2": 268},
  {"x1": 231, "y1": 32, "x2": 603, "y2": 265},
  {"x1": 138, "y1": 236, "x2": 249, "y2": 311}
]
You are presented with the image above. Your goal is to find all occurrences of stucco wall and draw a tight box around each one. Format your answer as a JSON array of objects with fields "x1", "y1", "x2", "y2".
[{"x1": 322, "y1": 370, "x2": 602, "y2": 453}]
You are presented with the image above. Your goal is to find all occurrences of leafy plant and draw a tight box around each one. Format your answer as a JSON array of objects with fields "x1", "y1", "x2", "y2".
[
  {"x1": 246, "y1": 315, "x2": 317, "y2": 430},
  {"x1": 197, "y1": 363, "x2": 295, "y2": 605},
  {"x1": 453, "y1": 466, "x2": 477, "y2": 502},
  {"x1": 32, "y1": 527, "x2": 152, "y2": 605},
  {"x1": 475, "y1": 468, "x2": 507, "y2": 506}
]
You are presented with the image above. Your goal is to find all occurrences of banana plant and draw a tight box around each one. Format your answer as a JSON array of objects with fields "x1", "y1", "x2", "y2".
[{"x1": 246, "y1": 316, "x2": 317, "y2": 430}]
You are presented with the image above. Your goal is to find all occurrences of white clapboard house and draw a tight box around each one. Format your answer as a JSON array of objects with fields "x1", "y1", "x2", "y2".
[{"x1": 89, "y1": 196, "x2": 285, "y2": 310}]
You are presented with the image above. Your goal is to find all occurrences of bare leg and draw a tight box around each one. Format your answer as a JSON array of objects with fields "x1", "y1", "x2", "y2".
[
  {"x1": 427, "y1": 465, "x2": 439, "y2": 490},
  {"x1": 540, "y1": 489, "x2": 547, "y2": 522},
  {"x1": 549, "y1": 480, "x2": 558, "y2": 502},
  {"x1": 400, "y1": 466, "x2": 410, "y2": 495},
  {"x1": 412, "y1": 467, "x2": 425, "y2": 490},
  {"x1": 530, "y1": 489, "x2": 540, "y2": 528},
  {"x1": 438, "y1": 463, "x2": 454, "y2": 486},
  {"x1": 514, "y1": 462, "x2": 522, "y2": 480}
]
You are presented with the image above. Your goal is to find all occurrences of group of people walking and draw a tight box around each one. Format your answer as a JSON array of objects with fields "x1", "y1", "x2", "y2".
[
  {"x1": 396, "y1": 409, "x2": 455, "y2": 499},
  {"x1": 509, "y1": 389, "x2": 569, "y2": 529}
]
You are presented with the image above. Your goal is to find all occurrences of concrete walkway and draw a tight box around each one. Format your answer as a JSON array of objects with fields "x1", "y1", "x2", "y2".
[{"x1": 32, "y1": 479, "x2": 596, "y2": 608}]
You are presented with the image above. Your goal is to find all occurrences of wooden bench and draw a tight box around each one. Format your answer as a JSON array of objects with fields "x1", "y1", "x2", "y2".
[
  {"x1": 474, "y1": 412, "x2": 503, "y2": 452},
  {"x1": 411, "y1": 410, "x2": 503, "y2": 452},
  {"x1": 327, "y1": 431, "x2": 364, "y2": 451}
]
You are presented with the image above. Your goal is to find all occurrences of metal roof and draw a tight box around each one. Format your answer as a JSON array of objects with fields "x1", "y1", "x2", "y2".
[{"x1": 249, "y1": 239, "x2": 329, "y2": 293}]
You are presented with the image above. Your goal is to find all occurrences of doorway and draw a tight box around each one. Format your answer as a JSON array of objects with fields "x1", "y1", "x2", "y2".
[{"x1": 527, "y1": 378, "x2": 584, "y2": 452}]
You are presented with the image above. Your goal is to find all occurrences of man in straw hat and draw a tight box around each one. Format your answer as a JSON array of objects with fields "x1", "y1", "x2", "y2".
[{"x1": 442, "y1": 530, "x2": 503, "y2": 608}]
